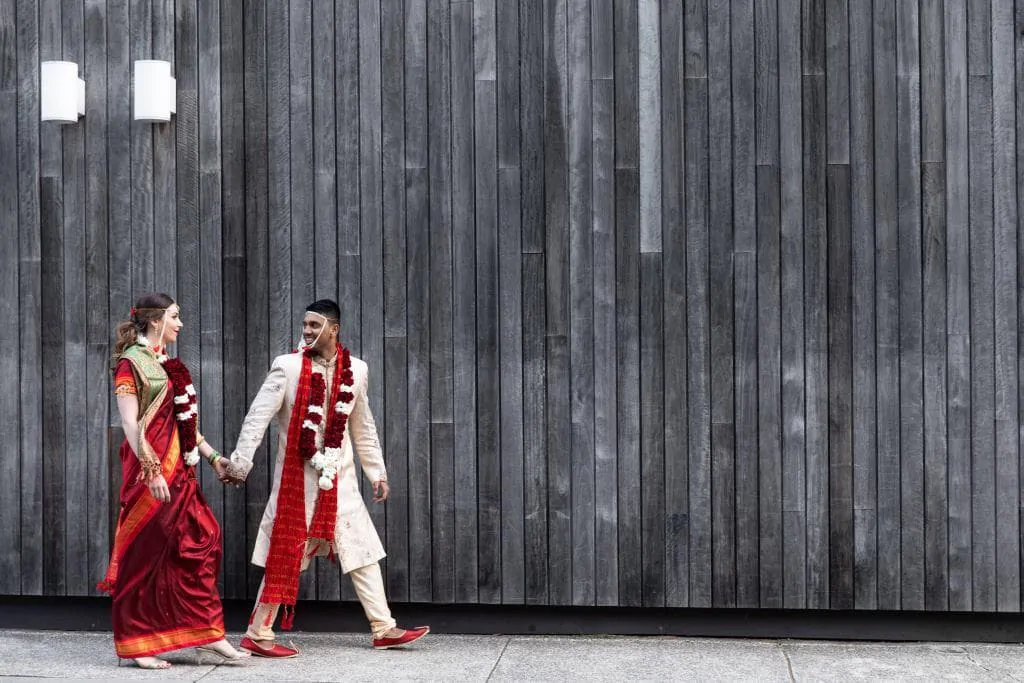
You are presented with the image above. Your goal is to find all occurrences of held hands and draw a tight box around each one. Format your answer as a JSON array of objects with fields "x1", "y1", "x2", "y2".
[{"x1": 213, "y1": 458, "x2": 247, "y2": 487}]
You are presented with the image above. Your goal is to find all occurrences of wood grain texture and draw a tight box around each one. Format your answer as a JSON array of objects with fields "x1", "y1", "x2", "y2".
[{"x1": 1, "y1": 0, "x2": 1022, "y2": 615}]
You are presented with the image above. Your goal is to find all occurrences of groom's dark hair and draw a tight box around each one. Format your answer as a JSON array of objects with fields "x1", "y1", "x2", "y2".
[{"x1": 306, "y1": 299, "x2": 341, "y2": 323}]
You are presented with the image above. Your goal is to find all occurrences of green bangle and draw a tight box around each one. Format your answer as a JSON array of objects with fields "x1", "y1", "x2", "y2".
[{"x1": 207, "y1": 450, "x2": 222, "y2": 466}]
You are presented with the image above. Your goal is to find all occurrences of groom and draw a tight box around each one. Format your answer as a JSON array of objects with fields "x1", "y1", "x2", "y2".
[{"x1": 224, "y1": 299, "x2": 428, "y2": 657}]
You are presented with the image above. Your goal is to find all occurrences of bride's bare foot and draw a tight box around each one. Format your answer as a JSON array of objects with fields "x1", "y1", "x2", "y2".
[
  {"x1": 203, "y1": 639, "x2": 247, "y2": 658},
  {"x1": 134, "y1": 656, "x2": 171, "y2": 669}
]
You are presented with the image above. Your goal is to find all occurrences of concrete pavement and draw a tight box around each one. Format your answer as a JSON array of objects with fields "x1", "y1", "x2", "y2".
[{"x1": 1, "y1": 629, "x2": 1023, "y2": 681}]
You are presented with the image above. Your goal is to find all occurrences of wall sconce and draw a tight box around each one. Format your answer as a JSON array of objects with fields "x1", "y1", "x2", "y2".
[
  {"x1": 133, "y1": 60, "x2": 176, "y2": 122},
  {"x1": 41, "y1": 61, "x2": 85, "y2": 123}
]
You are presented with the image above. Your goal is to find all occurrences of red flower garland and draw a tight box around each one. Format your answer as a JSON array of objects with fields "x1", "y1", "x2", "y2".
[{"x1": 162, "y1": 358, "x2": 199, "y2": 466}]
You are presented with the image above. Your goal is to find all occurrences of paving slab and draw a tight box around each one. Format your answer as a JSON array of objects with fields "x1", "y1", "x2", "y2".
[
  {"x1": 488, "y1": 635, "x2": 791, "y2": 682},
  {"x1": 782, "y1": 640, "x2": 1024, "y2": 682}
]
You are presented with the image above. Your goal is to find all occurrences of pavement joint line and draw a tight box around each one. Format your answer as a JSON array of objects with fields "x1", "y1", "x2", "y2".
[
  {"x1": 484, "y1": 636, "x2": 512, "y2": 682},
  {"x1": 961, "y1": 647, "x2": 1018, "y2": 682},
  {"x1": 778, "y1": 641, "x2": 797, "y2": 683}
]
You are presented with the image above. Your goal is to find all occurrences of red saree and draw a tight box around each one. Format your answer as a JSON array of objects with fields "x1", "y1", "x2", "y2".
[{"x1": 100, "y1": 351, "x2": 225, "y2": 659}]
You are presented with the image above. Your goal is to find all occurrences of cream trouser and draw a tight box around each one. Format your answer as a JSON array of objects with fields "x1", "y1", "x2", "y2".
[{"x1": 247, "y1": 563, "x2": 397, "y2": 640}]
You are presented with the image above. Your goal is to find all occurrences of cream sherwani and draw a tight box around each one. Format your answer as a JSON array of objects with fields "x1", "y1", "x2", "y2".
[
  {"x1": 230, "y1": 351, "x2": 387, "y2": 573},
  {"x1": 229, "y1": 350, "x2": 394, "y2": 639}
]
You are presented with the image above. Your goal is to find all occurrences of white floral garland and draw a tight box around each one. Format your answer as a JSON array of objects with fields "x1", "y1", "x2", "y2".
[{"x1": 303, "y1": 366, "x2": 357, "y2": 490}]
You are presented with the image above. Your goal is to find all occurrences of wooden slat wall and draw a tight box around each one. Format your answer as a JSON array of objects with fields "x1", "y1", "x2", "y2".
[{"x1": 2, "y1": 0, "x2": 1022, "y2": 613}]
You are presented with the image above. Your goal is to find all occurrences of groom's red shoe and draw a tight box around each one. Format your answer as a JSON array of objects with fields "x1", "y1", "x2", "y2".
[
  {"x1": 240, "y1": 637, "x2": 299, "y2": 658},
  {"x1": 372, "y1": 626, "x2": 430, "y2": 650}
]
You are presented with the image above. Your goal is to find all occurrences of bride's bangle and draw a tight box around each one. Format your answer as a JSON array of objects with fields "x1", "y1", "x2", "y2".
[{"x1": 207, "y1": 450, "x2": 222, "y2": 466}]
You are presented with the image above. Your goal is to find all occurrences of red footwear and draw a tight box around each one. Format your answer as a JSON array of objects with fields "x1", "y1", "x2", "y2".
[
  {"x1": 372, "y1": 626, "x2": 430, "y2": 650},
  {"x1": 240, "y1": 636, "x2": 300, "y2": 659}
]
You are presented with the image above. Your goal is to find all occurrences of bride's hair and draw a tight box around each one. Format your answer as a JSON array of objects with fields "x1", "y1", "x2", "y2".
[{"x1": 112, "y1": 292, "x2": 176, "y2": 370}]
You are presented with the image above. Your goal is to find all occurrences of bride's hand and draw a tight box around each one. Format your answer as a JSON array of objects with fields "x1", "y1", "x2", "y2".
[
  {"x1": 213, "y1": 458, "x2": 244, "y2": 486},
  {"x1": 148, "y1": 474, "x2": 171, "y2": 502}
]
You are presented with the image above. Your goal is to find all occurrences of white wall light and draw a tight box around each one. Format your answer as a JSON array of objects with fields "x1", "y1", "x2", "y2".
[
  {"x1": 133, "y1": 60, "x2": 176, "y2": 122},
  {"x1": 41, "y1": 61, "x2": 85, "y2": 123}
]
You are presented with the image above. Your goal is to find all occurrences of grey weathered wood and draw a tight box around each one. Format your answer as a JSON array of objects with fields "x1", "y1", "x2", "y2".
[
  {"x1": 734, "y1": 250, "x2": 758, "y2": 608},
  {"x1": 968, "y1": 71, "x2": 996, "y2": 613},
  {"x1": 803, "y1": 73, "x2": 828, "y2": 609},
  {"x1": 922, "y1": 161, "x2": 949, "y2": 610},
  {"x1": 825, "y1": 0, "x2": 849, "y2": 163},
  {"x1": 849, "y1": 0, "x2": 877, "y2": 611},
  {"x1": 991, "y1": 0, "x2": 1019, "y2": 613},
  {"x1": 40, "y1": 175, "x2": 66, "y2": 596},
  {"x1": 758, "y1": 164, "x2": 783, "y2": 609},
  {"x1": 659, "y1": 0, "x2": 685, "y2": 610},
  {"x1": 920, "y1": 0, "x2": 944, "y2": 164},
  {"x1": 873, "y1": 0, "x2": 900, "y2": 611},
  {"x1": 61, "y1": 0, "x2": 88, "y2": 597},
  {"x1": 778, "y1": 0, "x2": 805, "y2": 610},
  {"x1": 242, "y1": 0, "x2": 270, "y2": 599},
  {"x1": 522, "y1": 251, "x2": 548, "y2": 604},
  {"x1": 357, "y1": 0, "x2": 386, "y2": 594},
  {"x1": 83, "y1": 0, "x2": 108, "y2": 596},
  {"x1": 496, "y1": 0, "x2": 519, "y2": 171},
  {"x1": 405, "y1": 167, "x2": 432, "y2": 602},
  {"x1": 615, "y1": 167, "x2": 641, "y2": 608},
  {"x1": 638, "y1": 0, "x2": 660, "y2": 252},
  {"x1": 380, "y1": 0, "x2": 407, "y2": 602},
  {"x1": 826, "y1": 165, "x2": 853, "y2": 609},
  {"x1": 152, "y1": 0, "x2": 176, "y2": 296},
  {"x1": 544, "y1": 0, "x2": 571, "y2": 608},
  {"x1": 519, "y1": 0, "x2": 544, "y2": 254},
  {"x1": 708, "y1": 0, "x2": 734, "y2": 609},
  {"x1": 129, "y1": 0, "x2": 154, "y2": 293},
  {"x1": 640, "y1": 254, "x2": 665, "y2": 607},
  {"x1": 453, "y1": 0, "x2": 481, "y2": 604},
  {"x1": 592, "y1": 75, "x2": 618, "y2": 607},
  {"x1": 222, "y1": 0, "x2": 250, "y2": 600},
  {"x1": 0, "y1": 87, "x2": 20, "y2": 595},
  {"x1": 568, "y1": 0, "x2": 595, "y2": 607},
  {"x1": 684, "y1": 77, "x2": 711, "y2": 609},
  {"x1": 497, "y1": 1, "x2": 524, "y2": 606},
  {"x1": 313, "y1": 0, "x2": 337, "y2": 300},
  {"x1": 614, "y1": 0, "x2": 638, "y2": 170},
  {"x1": 498, "y1": 168, "x2": 524, "y2": 604},
  {"x1": 427, "y1": 0, "x2": 454, "y2": 603}
]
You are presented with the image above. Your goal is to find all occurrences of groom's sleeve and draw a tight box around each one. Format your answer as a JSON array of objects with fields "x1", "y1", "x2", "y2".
[
  {"x1": 349, "y1": 369, "x2": 387, "y2": 483},
  {"x1": 228, "y1": 357, "x2": 288, "y2": 478}
]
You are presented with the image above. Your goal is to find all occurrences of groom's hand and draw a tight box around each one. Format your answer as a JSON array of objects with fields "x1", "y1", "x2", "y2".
[
  {"x1": 214, "y1": 458, "x2": 245, "y2": 486},
  {"x1": 372, "y1": 479, "x2": 390, "y2": 503}
]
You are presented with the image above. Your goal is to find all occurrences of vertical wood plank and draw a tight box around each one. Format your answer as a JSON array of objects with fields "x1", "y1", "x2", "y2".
[
  {"x1": 242, "y1": 0, "x2": 269, "y2": 599},
  {"x1": 778, "y1": 0, "x2": 806, "y2": 610},
  {"x1": 152, "y1": 0, "x2": 175, "y2": 296},
  {"x1": 404, "y1": 0, "x2": 431, "y2": 604},
  {"x1": 40, "y1": 0, "x2": 65, "y2": 599},
  {"x1": 732, "y1": 0, "x2": 757, "y2": 609},
  {"x1": 638, "y1": 0, "x2": 661, "y2": 252},
  {"x1": 357, "y1": 0, "x2": 386, "y2": 600},
  {"x1": 708, "y1": 0, "x2": 734, "y2": 609},
  {"x1": 0, "y1": 30, "x2": 19, "y2": 591},
  {"x1": 827, "y1": 165, "x2": 854, "y2": 609},
  {"x1": 849, "y1": 0, "x2": 877, "y2": 611},
  {"x1": 684, "y1": 73, "x2": 711, "y2": 609},
  {"x1": 221, "y1": 0, "x2": 248, "y2": 600},
  {"x1": 427, "y1": 0, "x2": 454, "y2": 603},
  {"x1": 519, "y1": 0, "x2": 545, "y2": 255},
  {"x1": 405, "y1": 167, "x2": 432, "y2": 602},
  {"x1": 498, "y1": 168, "x2": 525, "y2": 604},
  {"x1": 640, "y1": 253, "x2": 665, "y2": 606},
  {"x1": 874, "y1": 0, "x2": 900, "y2": 610},
  {"x1": 129, "y1": 0, "x2": 153, "y2": 293},
  {"x1": 758, "y1": 164, "x2": 784, "y2": 608},
  {"x1": 991, "y1": 0, "x2": 1019, "y2": 613},
  {"x1": 380, "y1": 0, "x2": 408, "y2": 602},
  {"x1": 453, "y1": 0, "x2": 481, "y2": 604},
  {"x1": 313, "y1": 0, "x2": 337, "y2": 299},
  {"x1": 568, "y1": 0, "x2": 595, "y2": 607},
  {"x1": 803, "y1": 71, "x2": 829, "y2": 609},
  {"x1": 544, "y1": 0, "x2": 571, "y2": 608},
  {"x1": 336, "y1": 0, "x2": 360, "y2": 364},
  {"x1": 497, "y1": 0, "x2": 525, "y2": 606},
  {"x1": 61, "y1": 0, "x2": 89, "y2": 596},
  {"x1": 522, "y1": 251, "x2": 549, "y2": 604},
  {"x1": 968, "y1": 0, "x2": 995, "y2": 609},
  {"x1": 659, "y1": 0, "x2": 686, "y2": 609},
  {"x1": 593, "y1": 75, "x2": 620, "y2": 608}
]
